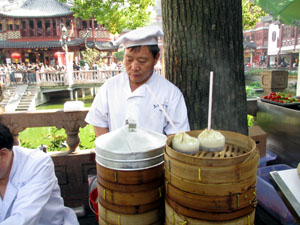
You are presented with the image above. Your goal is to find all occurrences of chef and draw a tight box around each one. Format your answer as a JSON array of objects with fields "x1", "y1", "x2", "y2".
[
  {"x1": 85, "y1": 25, "x2": 190, "y2": 136},
  {"x1": 0, "y1": 123, "x2": 79, "y2": 225}
]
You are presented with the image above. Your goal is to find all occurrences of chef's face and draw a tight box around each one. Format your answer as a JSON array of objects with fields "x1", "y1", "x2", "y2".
[{"x1": 123, "y1": 46, "x2": 159, "y2": 90}]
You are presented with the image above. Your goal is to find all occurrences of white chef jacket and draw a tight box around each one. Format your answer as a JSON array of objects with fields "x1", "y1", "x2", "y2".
[
  {"x1": 0, "y1": 146, "x2": 79, "y2": 225},
  {"x1": 85, "y1": 71, "x2": 190, "y2": 135}
]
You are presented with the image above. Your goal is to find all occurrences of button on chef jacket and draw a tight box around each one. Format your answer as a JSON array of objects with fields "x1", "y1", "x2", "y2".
[
  {"x1": 0, "y1": 146, "x2": 79, "y2": 225},
  {"x1": 85, "y1": 71, "x2": 190, "y2": 135}
]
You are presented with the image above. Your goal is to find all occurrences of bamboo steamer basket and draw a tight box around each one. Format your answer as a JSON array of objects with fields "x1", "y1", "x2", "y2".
[
  {"x1": 96, "y1": 163, "x2": 164, "y2": 185},
  {"x1": 165, "y1": 130, "x2": 259, "y2": 221},
  {"x1": 97, "y1": 182, "x2": 164, "y2": 206},
  {"x1": 165, "y1": 199, "x2": 255, "y2": 225},
  {"x1": 98, "y1": 202, "x2": 164, "y2": 225},
  {"x1": 98, "y1": 196, "x2": 163, "y2": 214},
  {"x1": 98, "y1": 175, "x2": 164, "y2": 192},
  {"x1": 166, "y1": 130, "x2": 257, "y2": 167},
  {"x1": 164, "y1": 147, "x2": 259, "y2": 184},
  {"x1": 98, "y1": 215, "x2": 163, "y2": 225},
  {"x1": 166, "y1": 182, "x2": 256, "y2": 212},
  {"x1": 166, "y1": 196, "x2": 256, "y2": 221},
  {"x1": 164, "y1": 168, "x2": 256, "y2": 196}
]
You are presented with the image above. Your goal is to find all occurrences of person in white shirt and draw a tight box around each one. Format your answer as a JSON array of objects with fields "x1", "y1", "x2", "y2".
[
  {"x1": 85, "y1": 26, "x2": 190, "y2": 136},
  {"x1": 0, "y1": 123, "x2": 79, "y2": 225}
]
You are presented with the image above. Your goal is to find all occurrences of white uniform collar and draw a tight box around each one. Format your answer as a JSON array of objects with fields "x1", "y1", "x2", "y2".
[{"x1": 124, "y1": 70, "x2": 157, "y2": 98}]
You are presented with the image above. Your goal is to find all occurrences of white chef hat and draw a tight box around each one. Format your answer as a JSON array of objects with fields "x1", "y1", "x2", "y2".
[{"x1": 114, "y1": 25, "x2": 163, "y2": 48}]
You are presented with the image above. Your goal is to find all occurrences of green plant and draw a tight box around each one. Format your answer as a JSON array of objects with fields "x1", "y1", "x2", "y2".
[
  {"x1": 19, "y1": 140, "x2": 35, "y2": 149},
  {"x1": 249, "y1": 81, "x2": 261, "y2": 89},
  {"x1": 113, "y1": 50, "x2": 124, "y2": 63},
  {"x1": 47, "y1": 127, "x2": 67, "y2": 151},
  {"x1": 246, "y1": 86, "x2": 256, "y2": 98},
  {"x1": 247, "y1": 115, "x2": 254, "y2": 127},
  {"x1": 79, "y1": 124, "x2": 96, "y2": 150}
]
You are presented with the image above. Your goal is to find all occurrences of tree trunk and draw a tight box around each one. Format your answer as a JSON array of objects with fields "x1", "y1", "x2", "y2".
[{"x1": 162, "y1": 0, "x2": 248, "y2": 135}]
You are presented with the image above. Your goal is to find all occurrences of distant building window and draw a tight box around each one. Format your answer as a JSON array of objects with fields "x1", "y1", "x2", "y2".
[
  {"x1": 82, "y1": 21, "x2": 87, "y2": 29},
  {"x1": 21, "y1": 21, "x2": 26, "y2": 36},
  {"x1": 29, "y1": 20, "x2": 34, "y2": 36},
  {"x1": 53, "y1": 20, "x2": 57, "y2": 36},
  {"x1": 37, "y1": 20, "x2": 42, "y2": 36},
  {"x1": 272, "y1": 31, "x2": 276, "y2": 42},
  {"x1": 45, "y1": 20, "x2": 51, "y2": 36}
]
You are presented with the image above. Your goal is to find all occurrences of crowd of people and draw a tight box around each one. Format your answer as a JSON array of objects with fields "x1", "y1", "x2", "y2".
[{"x1": 0, "y1": 61, "x2": 124, "y2": 86}]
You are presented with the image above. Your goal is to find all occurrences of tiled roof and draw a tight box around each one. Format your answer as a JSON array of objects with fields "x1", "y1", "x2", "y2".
[
  {"x1": 0, "y1": 38, "x2": 85, "y2": 48},
  {"x1": 0, "y1": 0, "x2": 72, "y2": 18}
]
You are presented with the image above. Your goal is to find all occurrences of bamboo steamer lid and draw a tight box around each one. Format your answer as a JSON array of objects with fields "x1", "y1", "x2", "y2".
[
  {"x1": 166, "y1": 130, "x2": 257, "y2": 167},
  {"x1": 96, "y1": 162, "x2": 164, "y2": 185},
  {"x1": 165, "y1": 199, "x2": 255, "y2": 225},
  {"x1": 98, "y1": 202, "x2": 163, "y2": 225},
  {"x1": 95, "y1": 123, "x2": 167, "y2": 170}
]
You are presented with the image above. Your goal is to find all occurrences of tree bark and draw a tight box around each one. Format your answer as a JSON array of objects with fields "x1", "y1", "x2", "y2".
[{"x1": 162, "y1": 0, "x2": 248, "y2": 135}]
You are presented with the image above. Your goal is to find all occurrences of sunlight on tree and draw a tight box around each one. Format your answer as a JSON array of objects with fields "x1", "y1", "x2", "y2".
[
  {"x1": 60, "y1": 0, "x2": 155, "y2": 34},
  {"x1": 242, "y1": 0, "x2": 267, "y2": 30}
]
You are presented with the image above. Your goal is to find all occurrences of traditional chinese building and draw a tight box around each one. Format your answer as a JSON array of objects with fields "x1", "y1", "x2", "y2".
[
  {"x1": 0, "y1": 0, "x2": 117, "y2": 65},
  {"x1": 243, "y1": 20, "x2": 270, "y2": 67}
]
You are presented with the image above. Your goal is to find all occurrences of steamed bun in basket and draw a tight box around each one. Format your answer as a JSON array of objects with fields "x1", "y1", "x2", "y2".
[
  {"x1": 198, "y1": 128, "x2": 225, "y2": 152},
  {"x1": 172, "y1": 132, "x2": 200, "y2": 154}
]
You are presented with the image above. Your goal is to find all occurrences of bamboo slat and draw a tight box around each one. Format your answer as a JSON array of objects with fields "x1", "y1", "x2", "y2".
[
  {"x1": 166, "y1": 197, "x2": 256, "y2": 221},
  {"x1": 96, "y1": 163, "x2": 164, "y2": 184},
  {"x1": 97, "y1": 183, "x2": 164, "y2": 206},
  {"x1": 166, "y1": 182, "x2": 256, "y2": 212},
  {"x1": 164, "y1": 149, "x2": 259, "y2": 184},
  {"x1": 165, "y1": 200, "x2": 255, "y2": 225},
  {"x1": 164, "y1": 168, "x2": 256, "y2": 196},
  {"x1": 98, "y1": 202, "x2": 163, "y2": 225},
  {"x1": 166, "y1": 130, "x2": 256, "y2": 167}
]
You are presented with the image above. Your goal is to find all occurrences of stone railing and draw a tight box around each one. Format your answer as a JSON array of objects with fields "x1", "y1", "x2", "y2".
[
  {"x1": 36, "y1": 71, "x2": 65, "y2": 84},
  {"x1": 0, "y1": 109, "x2": 88, "y2": 154},
  {"x1": 29, "y1": 70, "x2": 122, "y2": 86},
  {"x1": 72, "y1": 69, "x2": 122, "y2": 84}
]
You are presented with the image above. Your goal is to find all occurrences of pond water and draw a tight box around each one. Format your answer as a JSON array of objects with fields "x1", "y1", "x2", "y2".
[{"x1": 36, "y1": 93, "x2": 94, "y2": 110}]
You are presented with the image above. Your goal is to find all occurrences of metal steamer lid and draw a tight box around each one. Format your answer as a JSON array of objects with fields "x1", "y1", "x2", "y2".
[{"x1": 95, "y1": 122, "x2": 167, "y2": 170}]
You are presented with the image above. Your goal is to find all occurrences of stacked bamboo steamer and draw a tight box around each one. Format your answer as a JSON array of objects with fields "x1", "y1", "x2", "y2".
[
  {"x1": 95, "y1": 123, "x2": 167, "y2": 225},
  {"x1": 164, "y1": 130, "x2": 259, "y2": 225}
]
